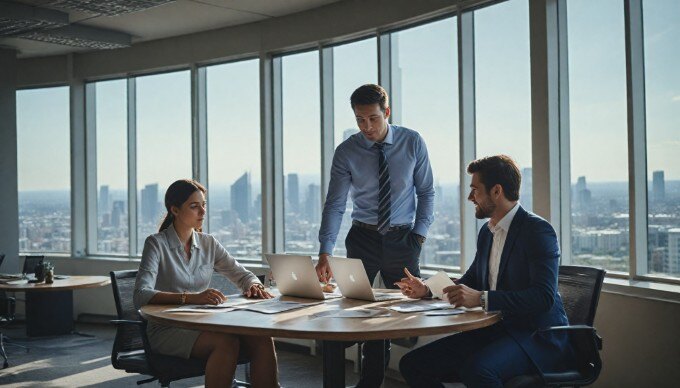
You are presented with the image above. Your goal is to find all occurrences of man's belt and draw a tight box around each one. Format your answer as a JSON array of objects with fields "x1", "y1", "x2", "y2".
[{"x1": 352, "y1": 220, "x2": 412, "y2": 232}]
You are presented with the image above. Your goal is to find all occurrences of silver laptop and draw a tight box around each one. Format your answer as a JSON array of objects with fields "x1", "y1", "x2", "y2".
[
  {"x1": 328, "y1": 257, "x2": 402, "y2": 302},
  {"x1": 265, "y1": 254, "x2": 340, "y2": 300}
]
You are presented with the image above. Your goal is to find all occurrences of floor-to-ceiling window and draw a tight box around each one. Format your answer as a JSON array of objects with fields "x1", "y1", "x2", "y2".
[
  {"x1": 93, "y1": 79, "x2": 129, "y2": 255},
  {"x1": 391, "y1": 17, "x2": 460, "y2": 268},
  {"x1": 643, "y1": 0, "x2": 680, "y2": 278},
  {"x1": 567, "y1": 0, "x2": 629, "y2": 273},
  {"x1": 475, "y1": 0, "x2": 533, "y2": 212},
  {"x1": 16, "y1": 86, "x2": 71, "y2": 253},
  {"x1": 281, "y1": 51, "x2": 322, "y2": 254},
  {"x1": 331, "y1": 38, "x2": 378, "y2": 257},
  {"x1": 135, "y1": 70, "x2": 192, "y2": 252},
  {"x1": 206, "y1": 59, "x2": 262, "y2": 258}
]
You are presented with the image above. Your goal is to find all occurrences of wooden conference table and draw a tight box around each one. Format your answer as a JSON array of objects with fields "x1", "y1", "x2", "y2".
[
  {"x1": 0, "y1": 275, "x2": 111, "y2": 336},
  {"x1": 141, "y1": 291, "x2": 500, "y2": 388}
]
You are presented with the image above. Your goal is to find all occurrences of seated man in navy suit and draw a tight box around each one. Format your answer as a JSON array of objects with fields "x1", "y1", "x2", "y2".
[{"x1": 396, "y1": 154, "x2": 573, "y2": 387}]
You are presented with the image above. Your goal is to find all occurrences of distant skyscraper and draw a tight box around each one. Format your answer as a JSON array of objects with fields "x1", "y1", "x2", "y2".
[
  {"x1": 254, "y1": 194, "x2": 262, "y2": 220},
  {"x1": 667, "y1": 229, "x2": 680, "y2": 275},
  {"x1": 141, "y1": 184, "x2": 159, "y2": 224},
  {"x1": 99, "y1": 185, "x2": 110, "y2": 214},
  {"x1": 231, "y1": 172, "x2": 251, "y2": 222},
  {"x1": 287, "y1": 174, "x2": 300, "y2": 213},
  {"x1": 520, "y1": 168, "x2": 532, "y2": 211},
  {"x1": 111, "y1": 200, "x2": 126, "y2": 228},
  {"x1": 652, "y1": 170, "x2": 665, "y2": 202},
  {"x1": 343, "y1": 128, "x2": 359, "y2": 142},
  {"x1": 575, "y1": 176, "x2": 591, "y2": 209},
  {"x1": 306, "y1": 184, "x2": 321, "y2": 222}
]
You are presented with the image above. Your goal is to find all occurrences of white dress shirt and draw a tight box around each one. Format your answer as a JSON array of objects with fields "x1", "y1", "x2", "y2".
[{"x1": 483, "y1": 203, "x2": 520, "y2": 310}]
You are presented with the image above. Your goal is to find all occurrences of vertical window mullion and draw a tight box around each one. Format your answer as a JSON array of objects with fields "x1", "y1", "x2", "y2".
[
  {"x1": 70, "y1": 77, "x2": 87, "y2": 257},
  {"x1": 624, "y1": 0, "x2": 648, "y2": 279},
  {"x1": 320, "y1": 47, "x2": 334, "y2": 207},
  {"x1": 459, "y1": 11, "x2": 476, "y2": 272},
  {"x1": 192, "y1": 65, "x2": 209, "y2": 231},
  {"x1": 85, "y1": 83, "x2": 98, "y2": 255},
  {"x1": 557, "y1": 0, "x2": 572, "y2": 265},
  {"x1": 270, "y1": 56, "x2": 285, "y2": 253},
  {"x1": 127, "y1": 78, "x2": 138, "y2": 258}
]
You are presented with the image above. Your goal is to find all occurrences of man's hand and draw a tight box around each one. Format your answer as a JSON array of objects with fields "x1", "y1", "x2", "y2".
[
  {"x1": 316, "y1": 253, "x2": 333, "y2": 283},
  {"x1": 394, "y1": 268, "x2": 429, "y2": 299},
  {"x1": 442, "y1": 284, "x2": 482, "y2": 308},
  {"x1": 188, "y1": 288, "x2": 227, "y2": 305}
]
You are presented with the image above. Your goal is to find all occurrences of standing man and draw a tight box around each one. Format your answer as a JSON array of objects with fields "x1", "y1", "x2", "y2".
[
  {"x1": 316, "y1": 84, "x2": 435, "y2": 387},
  {"x1": 396, "y1": 155, "x2": 573, "y2": 387}
]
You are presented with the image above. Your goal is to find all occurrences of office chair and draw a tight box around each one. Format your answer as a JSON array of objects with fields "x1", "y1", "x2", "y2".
[
  {"x1": 1, "y1": 253, "x2": 28, "y2": 369},
  {"x1": 22, "y1": 255, "x2": 44, "y2": 277},
  {"x1": 505, "y1": 265, "x2": 606, "y2": 388},
  {"x1": 110, "y1": 270, "x2": 254, "y2": 387}
]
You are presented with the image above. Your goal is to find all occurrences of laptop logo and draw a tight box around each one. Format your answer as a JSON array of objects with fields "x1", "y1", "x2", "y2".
[
  {"x1": 349, "y1": 274, "x2": 356, "y2": 283},
  {"x1": 291, "y1": 272, "x2": 298, "y2": 281}
]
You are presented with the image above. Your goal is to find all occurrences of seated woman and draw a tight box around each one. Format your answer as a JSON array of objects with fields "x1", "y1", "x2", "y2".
[{"x1": 133, "y1": 179, "x2": 279, "y2": 387}]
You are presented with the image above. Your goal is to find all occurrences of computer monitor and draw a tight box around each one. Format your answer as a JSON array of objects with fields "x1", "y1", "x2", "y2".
[{"x1": 22, "y1": 255, "x2": 44, "y2": 275}]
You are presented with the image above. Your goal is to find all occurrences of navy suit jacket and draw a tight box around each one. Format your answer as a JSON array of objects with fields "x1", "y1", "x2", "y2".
[{"x1": 458, "y1": 206, "x2": 570, "y2": 371}]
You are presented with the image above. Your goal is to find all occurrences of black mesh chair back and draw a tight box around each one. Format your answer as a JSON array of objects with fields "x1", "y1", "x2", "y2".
[
  {"x1": 505, "y1": 265, "x2": 606, "y2": 388},
  {"x1": 110, "y1": 270, "x2": 206, "y2": 386},
  {"x1": 557, "y1": 266, "x2": 605, "y2": 326},
  {"x1": 22, "y1": 255, "x2": 44, "y2": 275},
  {"x1": 110, "y1": 270, "x2": 145, "y2": 356}
]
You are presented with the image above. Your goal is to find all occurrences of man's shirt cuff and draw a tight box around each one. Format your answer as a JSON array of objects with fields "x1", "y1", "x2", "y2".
[
  {"x1": 319, "y1": 241, "x2": 335, "y2": 256},
  {"x1": 412, "y1": 223, "x2": 429, "y2": 238}
]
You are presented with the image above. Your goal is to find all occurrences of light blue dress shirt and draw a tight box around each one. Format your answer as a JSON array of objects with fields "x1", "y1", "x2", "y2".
[{"x1": 318, "y1": 124, "x2": 435, "y2": 255}]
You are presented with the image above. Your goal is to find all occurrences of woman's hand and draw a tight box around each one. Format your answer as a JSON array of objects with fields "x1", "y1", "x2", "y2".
[
  {"x1": 188, "y1": 288, "x2": 227, "y2": 305},
  {"x1": 245, "y1": 283, "x2": 274, "y2": 299},
  {"x1": 394, "y1": 267, "x2": 429, "y2": 299}
]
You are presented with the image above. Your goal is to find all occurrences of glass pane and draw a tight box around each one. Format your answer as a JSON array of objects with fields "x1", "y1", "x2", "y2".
[
  {"x1": 207, "y1": 59, "x2": 262, "y2": 259},
  {"x1": 332, "y1": 38, "x2": 378, "y2": 257},
  {"x1": 475, "y1": 0, "x2": 533, "y2": 211},
  {"x1": 391, "y1": 18, "x2": 460, "y2": 268},
  {"x1": 136, "y1": 71, "x2": 192, "y2": 253},
  {"x1": 17, "y1": 86, "x2": 71, "y2": 253},
  {"x1": 282, "y1": 51, "x2": 321, "y2": 254},
  {"x1": 644, "y1": 0, "x2": 680, "y2": 277},
  {"x1": 95, "y1": 80, "x2": 129, "y2": 254},
  {"x1": 568, "y1": 0, "x2": 629, "y2": 272}
]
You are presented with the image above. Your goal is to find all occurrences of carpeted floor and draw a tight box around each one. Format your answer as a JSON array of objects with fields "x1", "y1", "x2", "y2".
[{"x1": 0, "y1": 322, "x2": 410, "y2": 387}]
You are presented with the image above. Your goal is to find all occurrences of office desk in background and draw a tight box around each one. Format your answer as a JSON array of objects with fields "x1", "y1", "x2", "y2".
[
  {"x1": 141, "y1": 291, "x2": 500, "y2": 388},
  {"x1": 0, "y1": 276, "x2": 110, "y2": 336}
]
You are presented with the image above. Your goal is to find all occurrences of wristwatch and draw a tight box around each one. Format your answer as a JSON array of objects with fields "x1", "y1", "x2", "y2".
[
  {"x1": 415, "y1": 234, "x2": 426, "y2": 245},
  {"x1": 480, "y1": 292, "x2": 487, "y2": 311}
]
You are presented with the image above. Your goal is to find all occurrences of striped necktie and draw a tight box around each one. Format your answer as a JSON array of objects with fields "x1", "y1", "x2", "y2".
[{"x1": 374, "y1": 142, "x2": 391, "y2": 235}]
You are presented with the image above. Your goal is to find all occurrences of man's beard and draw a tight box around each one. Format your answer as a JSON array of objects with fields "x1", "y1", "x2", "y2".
[{"x1": 474, "y1": 200, "x2": 496, "y2": 219}]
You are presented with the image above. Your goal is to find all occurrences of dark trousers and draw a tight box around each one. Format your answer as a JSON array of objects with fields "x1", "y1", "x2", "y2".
[
  {"x1": 399, "y1": 323, "x2": 536, "y2": 388},
  {"x1": 345, "y1": 225, "x2": 422, "y2": 388}
]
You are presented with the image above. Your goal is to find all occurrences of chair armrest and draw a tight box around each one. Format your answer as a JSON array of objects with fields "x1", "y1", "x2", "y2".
[
  {"x1": 539, "y1": 325, "x2": 602, "y2": 350},
  {"x1": 110, "y1": 319, "x2": 144, "y2": 326}
]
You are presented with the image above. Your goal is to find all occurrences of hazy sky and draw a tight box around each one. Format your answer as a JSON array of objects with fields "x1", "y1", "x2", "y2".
[{"x1": 16, "y1": 0, "x2": 679, "y2": 192}]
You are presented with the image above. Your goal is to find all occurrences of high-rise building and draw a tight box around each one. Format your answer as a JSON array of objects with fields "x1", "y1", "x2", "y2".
[
  {"x1": 231, "y1": 172, "x2": 251, "y2": 222},
  {"x1": 111, "y1": 200, "x2": 126, "y2": 228},
  {"x1": 99, "y1": 185, "x2": 110, "y2": 214},
  {"x1": 652, "y1": 170, "x2": 665, "y2": 202},
  {"x1": 141, "y1": 184, "x2": 159, "y2": 224},
  {"x1": 253, "y1": 194, "x2": 262, "y2": 220},
  {"x1": 306, "y1": 183, "x2": 321, "y2": 222},
  {"x1": 575, "y1": 176, "x2": 592, "y2": 209},
  {"x1": 287, "y1": 173, "x2": 299, "y2": 213},
  {"x1": 667, "y1": 229, "x2": 680, "y2": 275}
]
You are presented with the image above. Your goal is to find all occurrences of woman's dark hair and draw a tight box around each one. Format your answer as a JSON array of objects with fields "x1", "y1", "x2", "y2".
[
  {"x1": 158, "y1": 179, "x2": 207, "y2": 232},
  {"x1": 466, "y1": 155, "x2": 521, "y2": 201},
  {"x1": 350, "y1": 84, "x2": 389, "y2": 112}
]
